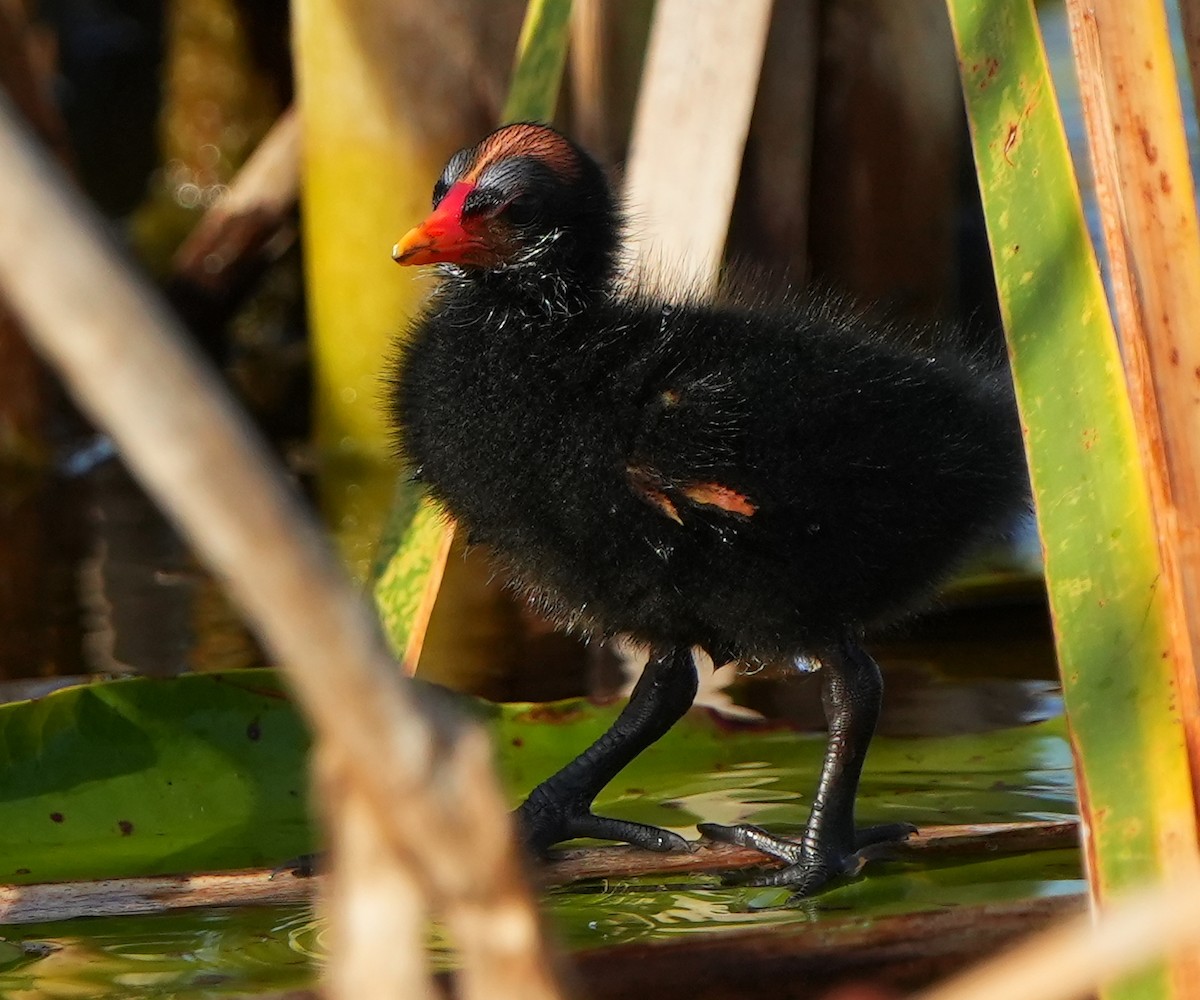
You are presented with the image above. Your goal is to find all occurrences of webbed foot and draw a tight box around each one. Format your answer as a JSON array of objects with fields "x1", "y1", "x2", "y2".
[
  {"x1": 272, "y1": 852, "x2": 323, "y2": 878},
  {"x1": 698, "y1": 821, "x2": 916, "y2": 894},
  {"x1": 516, "y1": 647, "x2": 699, "y2": 855},
  {"x1": 518, "y1": 788, "x2": 691, "y2": 854}
]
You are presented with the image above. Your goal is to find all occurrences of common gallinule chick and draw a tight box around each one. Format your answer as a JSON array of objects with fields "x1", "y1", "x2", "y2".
[{"x1": 389, "y1": 122, "x2": 1027, "y2": 894}]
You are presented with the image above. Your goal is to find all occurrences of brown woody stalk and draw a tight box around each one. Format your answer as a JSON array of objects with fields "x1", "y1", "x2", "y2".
[
  {"x1": 1062, "y1": 2, "x2": 1200, "y2": 823},
  {"x1": 0, "y1": 819, "x2": 1080, "y2": 926},
  {"x1": 0, "y1": 94, "x2": 564, "y2": 1000},
  {"x1": 914, "y1": 876, "x2": 1200, "y2": 1000},
  {"x1": 171, "y1": 106, "x2": 301, "y2": 296}
]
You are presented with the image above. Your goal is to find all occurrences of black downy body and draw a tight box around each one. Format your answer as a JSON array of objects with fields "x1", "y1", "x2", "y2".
[{"x1": 390, "y1": 123, "x2": 1028, "y2": 894}]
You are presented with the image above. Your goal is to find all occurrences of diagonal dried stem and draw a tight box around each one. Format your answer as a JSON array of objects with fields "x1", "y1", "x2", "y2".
[{"x1": 0, "y1": 94, "x2": 565, "y2": 1000}]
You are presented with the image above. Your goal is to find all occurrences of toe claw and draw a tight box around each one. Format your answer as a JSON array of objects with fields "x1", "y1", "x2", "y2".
[
  {"x1": 569, "y1": 814, "x2": 692, "y2": 852},
  {"x1": 854, "y1": 822, "x2": 918, "y2": 850}
]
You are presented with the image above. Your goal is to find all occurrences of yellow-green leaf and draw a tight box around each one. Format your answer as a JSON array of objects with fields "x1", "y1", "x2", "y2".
[
  {"x1": 946, "y1": 1, "x2": 1200, "y2": 996},
  {"x1": 371, "y1": 0, "x2": 575, "y2": 667},
  {"x1": 502, "y1": 0, "x2": 575, "y2": 125}
]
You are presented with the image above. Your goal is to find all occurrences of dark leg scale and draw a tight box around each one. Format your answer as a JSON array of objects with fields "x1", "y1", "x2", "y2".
[
  {"x1": 699, "y1": 637, "x2": 915, "y2": 895},
  {"x1": 517, "y1": 646, "x2": 698, "y2": 854}
]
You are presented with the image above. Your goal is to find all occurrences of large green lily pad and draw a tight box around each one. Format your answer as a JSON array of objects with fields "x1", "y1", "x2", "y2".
[
  {"x1": 0, "y1": 668, "x2": 1079, "y2": 997},
  {"x1": 0, "y1": 672, "x2": 312, "y2": 883},
  {"x1": 1, "y1": 669, "x2": 1073, "y2": 886}
]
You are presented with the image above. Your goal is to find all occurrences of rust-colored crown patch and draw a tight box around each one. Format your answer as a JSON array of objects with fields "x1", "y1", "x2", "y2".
[{"x1": 466, "y1": 123, "x2": 581, "y2": 183}]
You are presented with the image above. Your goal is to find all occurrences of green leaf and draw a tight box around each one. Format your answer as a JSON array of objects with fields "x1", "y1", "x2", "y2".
[
  {"x1": 371, "y1": 479, "x2": 452, "y2": 663},
  {"x1": 0, "y1": 671, "x2": 313, "y2": 884},
  {"x1": 0, "y1": 670, "x2": 1073, "y2": 886},
  {"x1": 372, "y1": 0, "x2": 576, "y2": 663},
  {"x1": 502, "y1": 0, "x2": 575, "y2": 125},
  {"x1": 946, "y1": 3, "x2": 1198, "y2": 996},
  {"x1": 0, "y1": 669, "x2": 1081, "y2": 992}
]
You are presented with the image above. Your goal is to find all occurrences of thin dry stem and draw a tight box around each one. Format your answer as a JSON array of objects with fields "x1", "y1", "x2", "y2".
[
  {"x1": 172, "y1": 106, "x2": 301, "y2": 293},
  {"x1": 0, "y1": 95, "x2": 565, "y2": 1000},
  {"x1": 914, "y1": 876, "x2": 1200, "y2": 1000},
  {"x1": 320, "y1": 750, "x2": 438, "y2": 1000},
  {"x1": 568, "y1": 0, "x2": 607, "y2": 157},
  {"x1": 623, "y1": 0, "x2": 774, "y2": 294}
]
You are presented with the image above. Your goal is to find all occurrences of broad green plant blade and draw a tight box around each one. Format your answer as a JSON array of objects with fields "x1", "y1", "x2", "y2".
[
  {"x1": 370, "y1": 0, "x2": 574, "y2": 666},
  {"x1": 293, "y1": 1, "x2": 449, "y2": 583},
  {"x1": 371, "y1": 479, "x2": 454, "y2": 663},
  {"x1": 0, "y1": 670, "x2": 1073, "y2": 887},
  {"x1": 502, "y1": 0, "x2": 574, "y2": 125},
  {"x1": 946, "y1": 2, "x2": 1200, "y2": 996},
  {"x1": 0, "y1": 672, "x2": 313, "y2": 883},
  {"x1": 1, "y1": 670, "x2": 1078, "y2": 998}
]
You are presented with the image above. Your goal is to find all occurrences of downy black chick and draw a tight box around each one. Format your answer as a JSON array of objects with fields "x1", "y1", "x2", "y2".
[{"x1": 389, "y1": 122, "x2": 1028, "y2": 895}]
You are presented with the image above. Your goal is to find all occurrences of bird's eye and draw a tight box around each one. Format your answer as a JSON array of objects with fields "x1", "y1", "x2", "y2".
[
  {"x1": 432, "y1": 178, "x2": 450, "y2": 209},
  {"x1": 503, "y1": 193, "x2": 538, "y2": 227}
]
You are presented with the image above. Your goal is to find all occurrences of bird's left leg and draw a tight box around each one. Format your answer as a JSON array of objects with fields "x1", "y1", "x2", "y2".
[
  {"x1": 517, "y1": 645, "x2": 698, "y2": 854},
  {"x1": 700, "y1": 636, "x2": 914, "y2": 895}
]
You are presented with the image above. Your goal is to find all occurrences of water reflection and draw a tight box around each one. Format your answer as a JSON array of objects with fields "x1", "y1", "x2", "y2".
[
  {"x1": 0, "y1": 447, "x2": 260, "y2": 693},
  {"x1": 0, "y1": 906, "x2": 318, "y2": 999}
]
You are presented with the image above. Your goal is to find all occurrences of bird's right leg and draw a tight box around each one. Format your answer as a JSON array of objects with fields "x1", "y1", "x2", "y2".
[
  {"x1": 516, "y1": 646, "x2": 698, "y2": 854},
  {"x1": 699, "y1": 636, "x2": 914, "y2": 894}
]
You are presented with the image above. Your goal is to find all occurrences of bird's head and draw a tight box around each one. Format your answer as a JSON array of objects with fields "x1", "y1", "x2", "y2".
[{"x1": 393, "y1": 123, "x2": 619, "y2": 299}]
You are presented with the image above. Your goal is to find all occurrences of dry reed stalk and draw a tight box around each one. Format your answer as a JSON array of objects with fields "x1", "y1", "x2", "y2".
[
  {"x1": 913, "y1": 876, "x2": 1200, "y2": 1000},
  {"x1": 623, "y1": 0, "x2": 774, "y2": 294},
  {"x1": 728, "y1": 0, "x2": 820, "y2": 284},
  {"x1": 172, "y1": 106, "x2": 301, "y2": 294},
  {"x1": 1063, "y1": 0, "x2": 1200, "y2": 726},
  {"x1": 321, "y1": 751, "x2": 437, "y2": 1000},
  {"x1": 0, "y1": 94, "x2": 565, "y2": 1000},
  {"x1": 1060, "y1": 3, "x2": 1200, "y2": 995},
  {"x1": 567, "y1": 0, "x2": 607, "y2": 156},
  {"x1": 1062, "y1": 0, "x2": 1200, "y2": 874}
]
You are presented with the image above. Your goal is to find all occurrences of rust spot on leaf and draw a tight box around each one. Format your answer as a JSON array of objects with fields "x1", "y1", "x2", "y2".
[
  {"x1": 1160, "y1": 171, "x2": 1172, "y2": 194},
  {"x1": 118, "y1": 820, "x2": 134, "y2": 836},
  {"x1": 1170, "y1": 348, "x2": 1180, "y2": 365},
  {"x1": 1003, "y1": 122, "x2": 1019, "y2": 165},
  {"x1": 50, "y1": 812, "x2": 64, "y2": 824},
  {"x1": 1139, "y1": 123, "x2": 1158, "y2": 163},
  {"x1": 978, "y1": 56, "x2": 1000, "y2": 89},
  {"x1": 247, "y1": 717, "x2": 262, "y2": 742}
]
